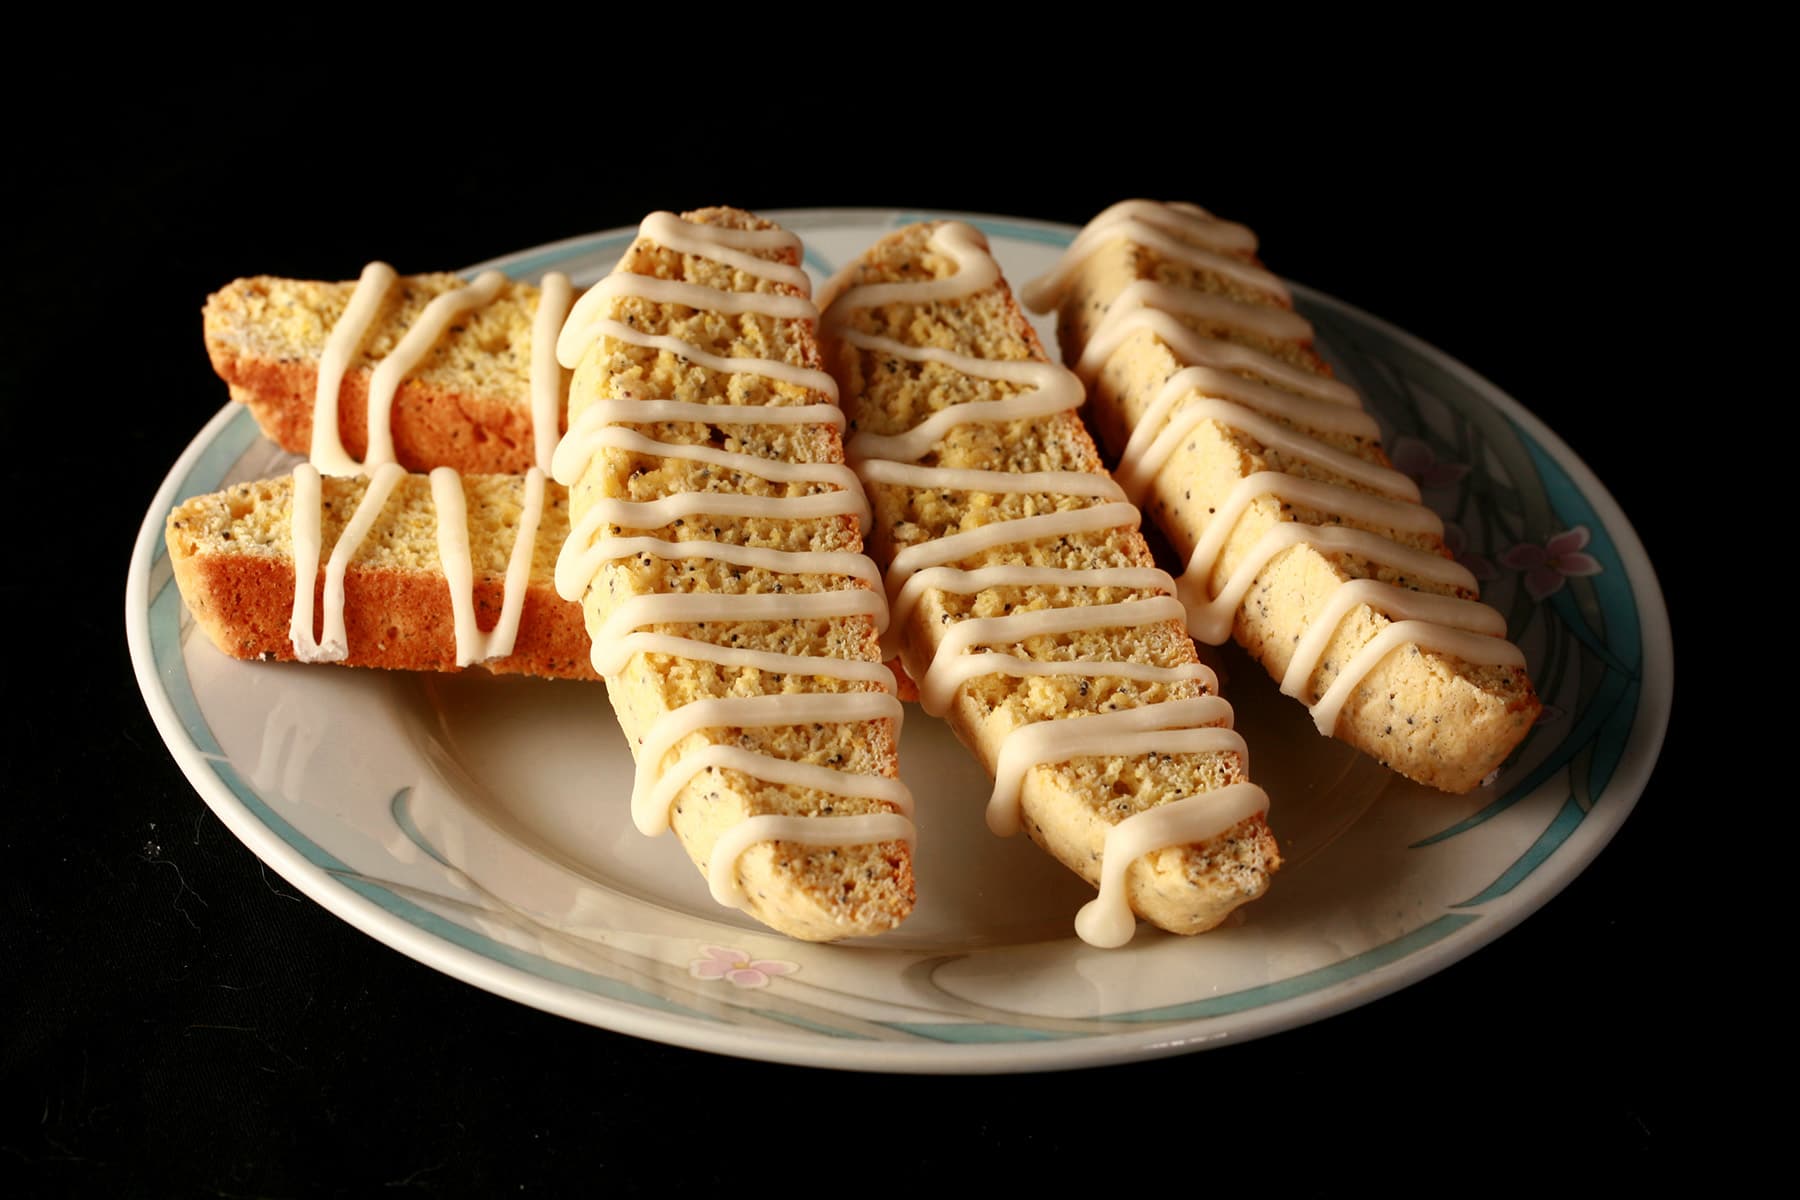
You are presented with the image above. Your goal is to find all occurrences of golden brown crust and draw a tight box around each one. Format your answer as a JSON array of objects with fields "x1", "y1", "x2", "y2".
[
  {"x1": 170, "y1": 548, "x2": 595, "y2": 679},
  {"x1": 203, "y1": 273, "x2": 559, "y2": 476},
  {"x1": 216, "y1": 367, "x2": 541, "y2": 477},
  {"x1": 164, "y1": 475, "x2": 596, "y2": 681}
]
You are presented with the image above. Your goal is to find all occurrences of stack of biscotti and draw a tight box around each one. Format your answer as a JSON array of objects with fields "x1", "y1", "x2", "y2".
[
  {"x1": 166, "y1": 472, "x2": 595, "y2": 680},
  {"x1": 554, "y1": 207, "x2": 915, "y2": 941},
  {"x1": 205, "y1": 272, "x2": 563, "y2": 475},
  {"x1": 822, "y1": 222, "x2": 1277, "y2": 944},
  {"x1": 1025, "y1": 201, "x2": 1538, "y2": 792},
  {"x1": 173, "y1": 267, "x2": 586, "y2": 680}
]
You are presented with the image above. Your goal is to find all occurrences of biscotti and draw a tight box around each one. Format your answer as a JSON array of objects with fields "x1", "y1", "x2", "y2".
[
  {"x1": 180, "y1": 258, "x2": 589, "y2": 680},
  {"x1": 1023, "y1": 201, "x2": 1539, "y2": 793},
  {"x1": 821, "y1": 221, "x2": 1277, "y2": 947},
  {"x1": 552, "y1": 207, "x2": 916, "y2": 942},
  {"x1": 204, "y1": 267, "x2": 575, "y2": 476},
  {"x1": 167, "y1": 470, "x2": 596, "y2": 680}
]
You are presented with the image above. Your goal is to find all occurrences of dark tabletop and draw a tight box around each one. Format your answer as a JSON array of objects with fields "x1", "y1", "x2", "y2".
[{"x1": 4, "y1": 49, "x2": 1706, "y2": 1194}]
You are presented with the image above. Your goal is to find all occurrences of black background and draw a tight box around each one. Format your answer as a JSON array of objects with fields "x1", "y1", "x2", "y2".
[{"x1": 5, "y1": 41, "x2": 1708, "y2": 1195}]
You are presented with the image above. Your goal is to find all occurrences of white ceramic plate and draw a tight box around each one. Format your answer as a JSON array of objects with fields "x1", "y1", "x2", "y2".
[{"x1": 127, "y1": 208, "x2": 1671, "y2": 1073}]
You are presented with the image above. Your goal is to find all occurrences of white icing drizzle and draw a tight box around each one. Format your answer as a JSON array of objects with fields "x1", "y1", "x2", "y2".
[
  {"x1": 1129, "y1": 364, "x2": 1378, "y2": 449},
  {"x1": 531, "y1": 272, "x2": 575, "y2": 473},
  {"x1": 289, "y1": 462, "x2": 405, "y2": 663},
  {"x1": 1025, "y1": 200, "x2": 1528, "y2": 739},
  {"x1": 651, "y1": 733, "x2": 914, "y2": 855},
  {"x1": 827, "y1": 221, "x2": 999, "y2": 311},
  {"x1": 554, "y1": 422, "x2": 869, "y2": 531},
  {"x1": 309, "y1": 261, "x2": 398, "y2": 474},
  {"x1": 916, "y1": 597, "x2": 1190, "y2": 715},
  {"x1": 1280, "y1": 579, "x2": 1504, "y2": 700},
  {"x1": 1310, "y1": 620, "x2": 1524, "y2": 734},
  {"x1": 1180, "y1": 471, "x2": 1446, "y2": 607},
  {"x1": 590, "y1": 589, "x2": 890, "y2": 674},
  {"x1": 1098, "y1": 278, "x2": 1314, "y2": 345},
  {"x1": 559, "y1": 271, "x2": 818, "y2": 368},
  {"x1": 709, "y1": 815, "x2": 915, "y2": 908},
  {"x1": 988, "y1": 696, "x2": 1241, "y2": 835},
  {"x1": 1076, "y1": 308, "x2": 1357, "y2": 406},
  {"x1": 827, "y1": 221, "x2": 1269, "y2": 948},
  {"x1": 287, "y1": 464, "x2": 327, "y2": 660},
  {"x1": 430, "y1": 466, "x2": 547, "y2": 667},
  {"x1": 592, "y1": 631, "x2": 897, "y2": 689},
  {"x1": 1182, "y1": 521, "x2": 1480, "y2": 645},
  {"x1": 554, "y1": 533, "x2": 882, "y2": 611},
  {"x1": 1075, "y1": 782, "x2": 1270, "y2": 949},
  {"x1": 856, "y1": 460, "x2": 1126, "y2": 503},
  {"x1": 552, "y1": 401, "x2": 846, "y2": 494},
  {"x1": 1019, "y1": 200, "x2": 1285, "y2": 313},
  {"x1": 1121, "y1": 397, "x2": 1420, "y2": 510},
  {"x1": 581, "y1": 395, "x2": 845, "y2": 429},
  {"x1": 918, "y1": 655, "x2": 1218, "y2": 724},
  {"x1": 631, "y1": 693, "x2": 907, "y2": 836},
  {"x1": 883, "y1": 502, "x2": 1144, "y2": 598},
  {"x1": 290, "y1": 265, "x2": 566, "y2": 671},
  {"x1": 549, "y1": 210, "x2": 914, "y2": 911},
  {"x1": 314, "y1": 270, "x2": 507, "y2": 476},
  {"x1": 563, "y1": 317, "x2": 840, "y2": 401},
  {"x1": 888, "y1": 564, "x2": 1178, "y2": 649},
  {"x1": 568, "y1": 485, "x2": 866, "y2": 534},
  {"x1": 839, "y1": 329, "x2": 1085, "y2": 463},
  {"x1": 636, "y1": 211, "x2": 811, "y2": 288}
]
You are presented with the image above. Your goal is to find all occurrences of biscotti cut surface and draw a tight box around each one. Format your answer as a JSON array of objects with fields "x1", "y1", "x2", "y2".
[
  {"x1": 822, "y1": 221, "x2": 1277, "y2": 946},
  {"x1": 1025, "y1": 201, "x2": 1539, "y2": 792},
  {"x1": 205, "y1": 272, "x2": 566, "y2": 475},
  {"x1": 166, "y1": 472, "x2": 595, "y2": 680},
  {"x1": 555, "y1": 207, "x2": 914, "y2": 942}
]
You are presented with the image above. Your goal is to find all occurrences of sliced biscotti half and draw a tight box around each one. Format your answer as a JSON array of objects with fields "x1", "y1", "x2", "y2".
[
  {"x1": 1024, "y1": 200, "x2": 1538, "y2": 793},
  {"x1": 821, "y1": 220, "x2": 1277, "y2": 947},
  {"x1": 166, "y1": 470, "x2": 595, "y2": 680},
  {"x1": 204, "y1": 270, "x2": 572, "y2": 475},
  {"x1": 553, "y1": 206, "x2": 915, "y2": 942}
]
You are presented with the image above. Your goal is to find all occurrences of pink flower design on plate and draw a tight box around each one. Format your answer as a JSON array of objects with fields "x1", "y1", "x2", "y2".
[
  {"x1": 1500, "y1": 526, "x2": 1604, "y2": 601},
  {"x1": 688, "y1": 945, "x2": 799, "y2": 989},
  {"x1": 1391, "y1": 436, "x2": 1470, "y2": 490},
  {"x1": 1441, "y1": 522, "x2": 1498, "y2": 582}
]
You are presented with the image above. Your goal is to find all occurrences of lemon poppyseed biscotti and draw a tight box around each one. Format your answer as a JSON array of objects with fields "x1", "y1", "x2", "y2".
[
  {"x1": 205, "y1": 267, "x2": 575, "y2": 476},
  {"x1": 166, "y1": 470, "x2": 595, "y2": 680},
  {"x1": 821, "y1": 221, "x2": 1277, "y2": 947},
  {"x1": 552, "y1": 207, "x2": 916, "y2": 941},
  {"x1": 1024, "y1": 201, "x2": 1539, "y2": 793},
  {"x1": 177, "y1": 258, "x2": 589, "y2": 679}
]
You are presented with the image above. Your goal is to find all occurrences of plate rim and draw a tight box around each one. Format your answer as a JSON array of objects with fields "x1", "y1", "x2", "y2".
[{"x1": 128, "y1": 207, "x2": 1672, "y2": 1073}]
